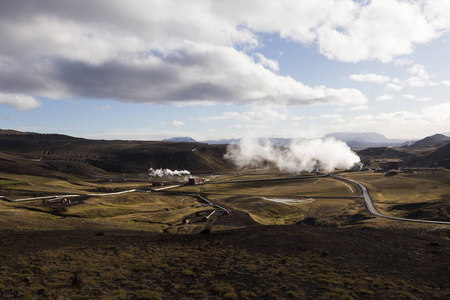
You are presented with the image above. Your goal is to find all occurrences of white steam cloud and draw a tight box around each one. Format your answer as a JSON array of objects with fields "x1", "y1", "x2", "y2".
[
  {"x1": 148, "y1": 168, "x2": 190, "y2": 178},
  {"x1": 225, "y1": 138, "x2": 360, "y2": 173}
]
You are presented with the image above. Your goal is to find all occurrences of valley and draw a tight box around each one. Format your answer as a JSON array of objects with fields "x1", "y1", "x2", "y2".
[{"x1": 0, "y1": 130, "x2": 449, "y2": 299}]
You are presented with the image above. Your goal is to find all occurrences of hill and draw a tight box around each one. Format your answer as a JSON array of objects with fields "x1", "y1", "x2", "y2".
[
  {"x1": 421, "y1": 142, "x2": 450, "y2": 168},
  {"x1": 357, "y1": 134, "x2": 450, "y2": 168},
  {"x1": 408, "y1": 134, "x2": 450, "y2": 150},
  {"x1": 324, "y1": 132, "x2": 408, "y2": 150},
  {"x1": 0, "y1": 130, "x2": 233, "y2": 176}
]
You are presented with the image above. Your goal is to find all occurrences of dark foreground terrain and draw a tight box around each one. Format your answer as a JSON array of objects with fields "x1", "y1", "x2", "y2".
[{"x1": 1, "y1": 224, "x2": 449, "y2": 299}]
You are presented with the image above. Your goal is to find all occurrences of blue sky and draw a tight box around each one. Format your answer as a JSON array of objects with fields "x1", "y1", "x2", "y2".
[{"x1": 0, "y1": 0, "x2": 449, "y2": 141}]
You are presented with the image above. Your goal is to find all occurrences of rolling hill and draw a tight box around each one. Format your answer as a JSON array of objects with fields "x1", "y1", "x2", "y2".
[
  {"x1": 0, "y1": 130, "x2": 233, "y2": 176},
  {"x1": 357, "y1": 134, "x2": 450, "y2": 168},
  {"x1": 324, "y1": 132, "x2": 409, "y2": 149},
  {"x1": 407, "y1": 133, "x2": 450, "y2": 150}
]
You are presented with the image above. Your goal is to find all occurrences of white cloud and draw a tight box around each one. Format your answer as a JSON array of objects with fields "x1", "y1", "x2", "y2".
[
  {"x1": 350, "y1": 104, "x2": 369, "y2": 111},
  {"x1": 0, "y1": 1, "x2": 370, "y2": 108},
  {"x1": 405, "y1": 64, "x2": 438, "y2": 87},
  {"x1": 441, "y1": 80, "x2": 450, "y2": 86},
  {"x1": 394, "y1": 58, "x2": 413, "y2": 66},
  {"x1": 316, "y1": 0, "x2": 440, "y2": 62},
  {"x1": 402, "y1": 94, "x2": 416, "y2": 100},
  {"x1": 0, "y1": 0, "x2": 447, "y2": 112},
  {"x1": 0, "y1": 93, "x2": 42, "y2": 110},
  {"x1": 386, "y1": 83, "x2": 402, "y2": 91},
  {"x1": 349, "y1": 73, "x2": 390, "y2": 84},
  {"x1": 345, "y1": 102, "x2": 450, "y2": 138},
  {"x1": 391, "y1": 78, "x2": 402, "y2": 84},
  {"x1": 402, "y1": 94, "x2": 431, "y2": 101},
  {"x1": 320, "y1": 114, "x2": 344, "y2": 122},
  {"x1": 253, "y1": 53, "x2": 279, "y2": 72},
  {"x1": 376, "y1": 95, "x2": 393, "y2": 101},
  {"x1": 171, "y1": 120, "x2": 186, "y2": 127}
]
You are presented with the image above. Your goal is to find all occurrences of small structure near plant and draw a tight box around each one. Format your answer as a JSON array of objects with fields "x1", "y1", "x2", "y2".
[
  {"x1": 188, "y1": 177, "x2": 206, "y2": 185},
  {"x1": 384, "y1": 160, "x2": 399, "y2": 175}
]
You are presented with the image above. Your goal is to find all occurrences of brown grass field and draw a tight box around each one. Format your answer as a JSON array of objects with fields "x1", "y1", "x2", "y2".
[{"x1": 0, "y1": 169, "x2": 449, "y2": 299}]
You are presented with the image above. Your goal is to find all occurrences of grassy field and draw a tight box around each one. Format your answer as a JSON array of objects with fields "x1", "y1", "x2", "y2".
[
  {"x1": 0, "y1": 226, "x2": 448, "y2": 300},
  {"x1": 0, "y1": 169, "x2": 449, "y2": 299},
  {"x1": 1, "y1": 169, "x2": 448, "y2": 232},
  {"x1": 341, "y1": 170, "x2": 450, "y2": 220},
  {"x1": 342, "y1": 171, "x2": 449, "y2": 204}
]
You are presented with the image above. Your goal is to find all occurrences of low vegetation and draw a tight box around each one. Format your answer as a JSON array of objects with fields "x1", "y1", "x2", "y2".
[
  {"x1": 0, "y1": 163, "x2": 449, "y2": 298},
  {"x1": 0, "y1": 225, "x2": 448, "y2": 299}
]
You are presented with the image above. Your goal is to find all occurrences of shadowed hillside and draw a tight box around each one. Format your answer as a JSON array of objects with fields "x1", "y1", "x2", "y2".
[
  {"x1": 357, "y1": 134, "x2": 450, "y2": 169},
  {"x1": 407, "y1": 134, "x2": 450, "y2": 150},
  {"x1": 0, "y1": 130, "x2": 233, "y2": 175}
]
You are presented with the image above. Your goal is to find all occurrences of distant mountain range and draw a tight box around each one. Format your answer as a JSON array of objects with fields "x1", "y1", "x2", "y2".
[
  {"x1": 1, "y1": 129, "x2": 449, "y2": 171},
  {"x1": 165, "y1": 137, "x2": 294, "y2": 146},
  {"x1": 166, "y1": 132, "x2": 412, "y2": 149},
  {"x1": 323, "y1": 132, "x2": 410, "y2": 150},
  {"x1": 162, "y1": 137, "x2": 197, "y2": 143}
]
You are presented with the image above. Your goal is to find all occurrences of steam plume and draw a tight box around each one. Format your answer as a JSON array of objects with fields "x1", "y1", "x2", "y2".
[
  {"x1": 224, "y1": 138, "x2": 360, "y2": 173},
  {"x1": 148, "y1": 168, "x2": 190, "y2": 178}
]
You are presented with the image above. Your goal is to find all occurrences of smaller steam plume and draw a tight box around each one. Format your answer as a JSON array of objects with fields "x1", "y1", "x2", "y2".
[
  {"x1": 224, "y1": 137, "x2": 360, "y2": 173},
  {"x1": 148, "y1": 168, "x2": 190, "y2": 178}
]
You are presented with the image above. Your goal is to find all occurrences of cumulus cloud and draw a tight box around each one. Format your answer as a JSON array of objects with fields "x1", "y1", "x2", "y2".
[
  {"x1": 0, "y1": 0, "x2": 372, "y2": 109},
  {"x1": 253, "y1": 53, "x2": 279, "y2": 72},
  {"x1": 347, "y1": 102, "x2": 450, "y2": 137},
  {"x1": 441, "y1": 80, "x2": 450, "y2": 86},
  {"x1": 394, "y1": 58, "x2": 413, "y2": 66},
  {"x1": 350, "y1": 104, "x2": 369, "y2": 111},
  {"x1": 1, "y1": 0, "x2": 448, "y2": 112},
  {"x1": 402, "y1": 94, "x2": 431, "y2": 101},
  {"x1": 376, "y1": 95, "x2": 393, "y2": 101},
  {"x1": 317, "y1": 0, "x2": 440, "y2": 62},
  {"x1": 171, "y1": 120, "x2": 186, "y2": 127},
  {"x1": 386, "y1": 83, "x2": 402, "y2": 91},
  {"x1": 0, "y1": 93, "x2": 42, "y2": 110},
  {"x1": 349, "y1": 73, "x2": 390, "y2": 84},
  {"x1": 320, "y1": 114, "x2": 344, "y2": 122},
  {"x1": 405, "y1": 64, "x2": 438, "y2": 87}
]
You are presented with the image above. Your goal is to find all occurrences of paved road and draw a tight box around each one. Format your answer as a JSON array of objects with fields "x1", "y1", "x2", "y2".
[
  {"x1": 212, "y1": 172, "x2": 450, "y2": 225},
  {"x1": 2, "y1": 172, "x2": 448, "y2": 225},
  {"x1": 334, "y1": 175, "x2": 450, "y2": 225}
]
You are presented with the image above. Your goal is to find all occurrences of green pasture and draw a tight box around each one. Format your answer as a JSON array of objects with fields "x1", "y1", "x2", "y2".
[{"x1": 0, "y1": 179, "x2": 26, "y2": 186}]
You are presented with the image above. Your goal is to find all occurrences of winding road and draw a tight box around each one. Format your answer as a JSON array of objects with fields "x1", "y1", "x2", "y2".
[
  {"x1": 333, "y1": 174, "x2": 450, "y2": 225},
  {"x1": 1, "y1": 172, "x2": 449, "y2": 225}
]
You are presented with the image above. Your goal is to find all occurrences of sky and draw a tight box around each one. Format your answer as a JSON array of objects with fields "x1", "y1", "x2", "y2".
[{"x1": 0, "y1": 0, "x2": 449, "y2": 141}]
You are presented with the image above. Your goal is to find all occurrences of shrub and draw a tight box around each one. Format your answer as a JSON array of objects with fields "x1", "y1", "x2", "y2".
[
  {"x1": 181, "y1": 269, "x2": 195, "y2": 277},
  {"x1": 211, "y1": 282, "x2": 235, "y2": 295},
  {"x1": 135, "y1": 289, "x2": 163, "y2": 300}
]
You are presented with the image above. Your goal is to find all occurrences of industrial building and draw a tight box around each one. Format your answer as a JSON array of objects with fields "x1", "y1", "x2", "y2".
[
  {"x1": 188, "y1": 177, "x2": 206, "y2": 185},
  {"x1": 383, "y1": 160, "x2": 399, "y2": 175}
]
